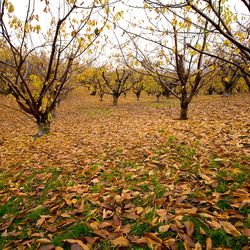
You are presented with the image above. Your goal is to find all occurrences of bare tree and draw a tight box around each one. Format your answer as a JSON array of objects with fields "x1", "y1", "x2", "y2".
[
  {"x1": 144, "y1": 0, "x2": 250, "y2": 76},
  {"x1": 0, "y1": 0, "x2": 111, "y2": 137},
  {"x1": 101, "y1": 67, "x2": 134, "y2": 106},
  {"x1": 113, "y1": 5, "x2": 217, "y2": 119}
]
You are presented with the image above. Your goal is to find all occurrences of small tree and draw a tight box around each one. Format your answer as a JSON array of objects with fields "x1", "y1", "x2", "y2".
[
  {"x1": 101, "y1": 67, "x2": 134, "y2": 106},
  {"x1": 133, "y1": 81, "x2": 144, "y2": 101},
  {"x1": 129, "y1": 72, "x2": 144, "y2": 101},
  {"x1": 219, "y1": 64, "x2": 241, "y2": 96}
]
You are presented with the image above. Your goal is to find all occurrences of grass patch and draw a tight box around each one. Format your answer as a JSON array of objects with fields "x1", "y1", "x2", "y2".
[{"x1": 52, "y1": 222, "x2": 92, "y2": 247}]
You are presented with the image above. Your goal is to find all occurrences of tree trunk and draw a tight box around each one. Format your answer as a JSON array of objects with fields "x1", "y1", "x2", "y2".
[
  {"x1": 36, "y1": 122, "x2": 50, "y2": 138},
  {"x1": 112, "y1": 94, "x2": 119, "y2": 106},
  {"x1": 223, "y1": 91, "x2": 231, "y2": 97},
  {"x1": 156, "y1": 93, "x2": 161, "y2": 102},
  {"x1": 180, "y1": 103, "x2": 189, "y2": 120},
  {"x1": 243, "y1": 75, "x2": 250, "y2": 92}
]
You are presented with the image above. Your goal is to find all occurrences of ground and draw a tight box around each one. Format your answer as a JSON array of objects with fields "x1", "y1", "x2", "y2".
[{"x1": 0, "y1": 88, "x2": 249, "y2": 249}]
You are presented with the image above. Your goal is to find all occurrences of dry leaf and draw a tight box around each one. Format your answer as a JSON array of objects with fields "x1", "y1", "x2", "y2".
[
  {"x1": 38, "y1": 245, "x2": 55, "y2": 250},
  {"x1": 111, "y1": 236, "x2": 130, "y2": 247},
  {"x1": 159, "y1": 225, "x2": 171, "y2": 233},
  {"x1": 35, "y1": 238, "x2": 51, "y2": 244},
  {"x1": 63, "y1": 239, "x2": 90, "y2": 250},
  {"x1": 206, "y1": 237, "x2": 212, "y2": 250},
  {"x1": 178, "y1": 233, "x2": 195, "y2": 248},
  {"x1": 219, "y1": 221, "x2": 241, "y2": 236},
  {"x1": 184, "y1": 221, "x2": 194, "y2": 237},
  {"x1": 0, "y1": 216, "x2": 15, "y2": 231},
  {"x1": 143, "y1": 232, "x2": 162, "y2": 243}
]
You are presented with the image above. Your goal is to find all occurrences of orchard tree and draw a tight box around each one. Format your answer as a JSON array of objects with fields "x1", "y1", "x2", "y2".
[
  {"x1": 132, "y1": 79, "x2": 144, "y2": 101},
  {"x1": 219, "y1": 63, "x2": 241, "y2": 96},
  {"x1": 128, "y1": 71, "x2": 144, "y2": 101},
  {"x1": 115, "y1": 5, "x2": 217, "y2": 119},
  {"x1": 143, "y1": 0, "x2": 250, "y2": 76},
  {"x1": 143, "y1": 76, "x2": 163, "y2": 98},
  {"x1": 101, "y1": 67, "x2": 134, "y2": 106},
  {"x1": 0, "y1": 0, "x2": 112, "y2": 137}
]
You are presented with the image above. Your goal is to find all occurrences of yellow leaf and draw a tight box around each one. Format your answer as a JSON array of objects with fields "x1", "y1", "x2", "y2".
[
  {"x1": 105, "y1": 7, "x2": 110, "y2": 15},
  {"x1": 35, "y1": 238, "x2": 51, "y2": 244},
  {"x1": 8, "y1": 4, "x2": 14, "y2": 13},
  {"x1": 71, "y1": 198, "x2": 78, "y2": 204}
]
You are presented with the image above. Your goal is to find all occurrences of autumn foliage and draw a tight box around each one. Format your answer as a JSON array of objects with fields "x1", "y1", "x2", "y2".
[{"x1": 0, "y1": 89, "x2": 249, "y2": 249}]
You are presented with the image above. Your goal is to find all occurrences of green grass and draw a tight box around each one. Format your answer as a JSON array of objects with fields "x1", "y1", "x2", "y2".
[
  {"x1": 209, "y1": 229, "x2": 248, "y2": 249},
  {"x1": 52, "y1": 222, "x2": 92, "y2": 247},
  {"x1": 27, "y1": 207, "x2": 50, "y2": 220},
  {"x1": 0, "y1": 137, "x2": 249, "y2": 250}
]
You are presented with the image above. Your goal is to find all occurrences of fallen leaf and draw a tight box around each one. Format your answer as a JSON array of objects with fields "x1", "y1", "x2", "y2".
[
  {"x1": 242, "y1": 227, "x2": 250, "y2": 238},
  {"x1": 83, "y1": 236, "x2": 99, "y2": 248},
  {"x1": 63, "y1": 239, "x2": 89, "y2": 250},
  {"x1": 0, "y1": 216, "x2": 15, "y2": 231},
  {"x1": 36, "y1": 217, "x2": 46, "y2": 228},
  {"x1": 126, "y1": 212, "x2": 140, "y2": 220},
  {"x1": 206, "y1": 237, "x2": 212, "y2": 250},
  {"x1": 178, "y1": 233, "x2": 195, "y2": 248},
  {"x1": 184, "y1": 221, "x2": 194, "y2": 237},
  {"x1": 170, "y1": 224, "x2": 183, "y2": 233},
  {"x1": 183, "y1": 240, "x2": 191, "y2": 250},
  {"x1": 92, "y1": 229, "x2": 109, "y2": 239},
  {"x1": 157, "y1": 209, "x2": 167, "y2": 217},
  {"x1": 70, "y1": 244, "x2": 83, "y2": 250},
  {"x1": 35, "y1": 238, "x2": 51, "y2": 244},
  {"x1": 206, "y1": 219, "x2": 221, "y2": 230},
  {"x1": 159, "y1": 225, "x2": 171, "y2": 233},
  {"x1": 38, "y1": 245, "x2": 55, "y2": 250},
  {"x1": 199, "y1": 227, "x2": 207, "y2": 235},
  {"x1": 219, "y1": 221, "x2": 241, "y2": 236},
  {"x1": 111, "y1": 236, "x2": 130, "y2": 247},
  {"x1": 143, "y1": 232, "x2": 162, "y2": 243}
]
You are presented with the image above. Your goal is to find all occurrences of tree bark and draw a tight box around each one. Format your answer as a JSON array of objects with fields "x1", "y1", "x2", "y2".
[
  {"x1": 180, "y1": 103, "x2": 188, "y2": 120},
  {"x1": 112, "y1": 94, "x2": 119, "y2": 106},
  {"x1": 243, "y1": 75, "x2": 250, "y2": 92},
  {"x1": 37, "y1": 122, "x2": 50, "y2": 137}
]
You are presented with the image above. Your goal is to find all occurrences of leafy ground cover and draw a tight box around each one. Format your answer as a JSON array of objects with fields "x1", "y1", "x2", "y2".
[{"x1": 0, "y1": 89, "x2": 250, "y2": 250}]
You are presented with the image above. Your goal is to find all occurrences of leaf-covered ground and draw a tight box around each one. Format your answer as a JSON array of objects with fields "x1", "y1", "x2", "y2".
[{"x1": 0, "y1": 89, "x2": 250, "y2": 250}]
